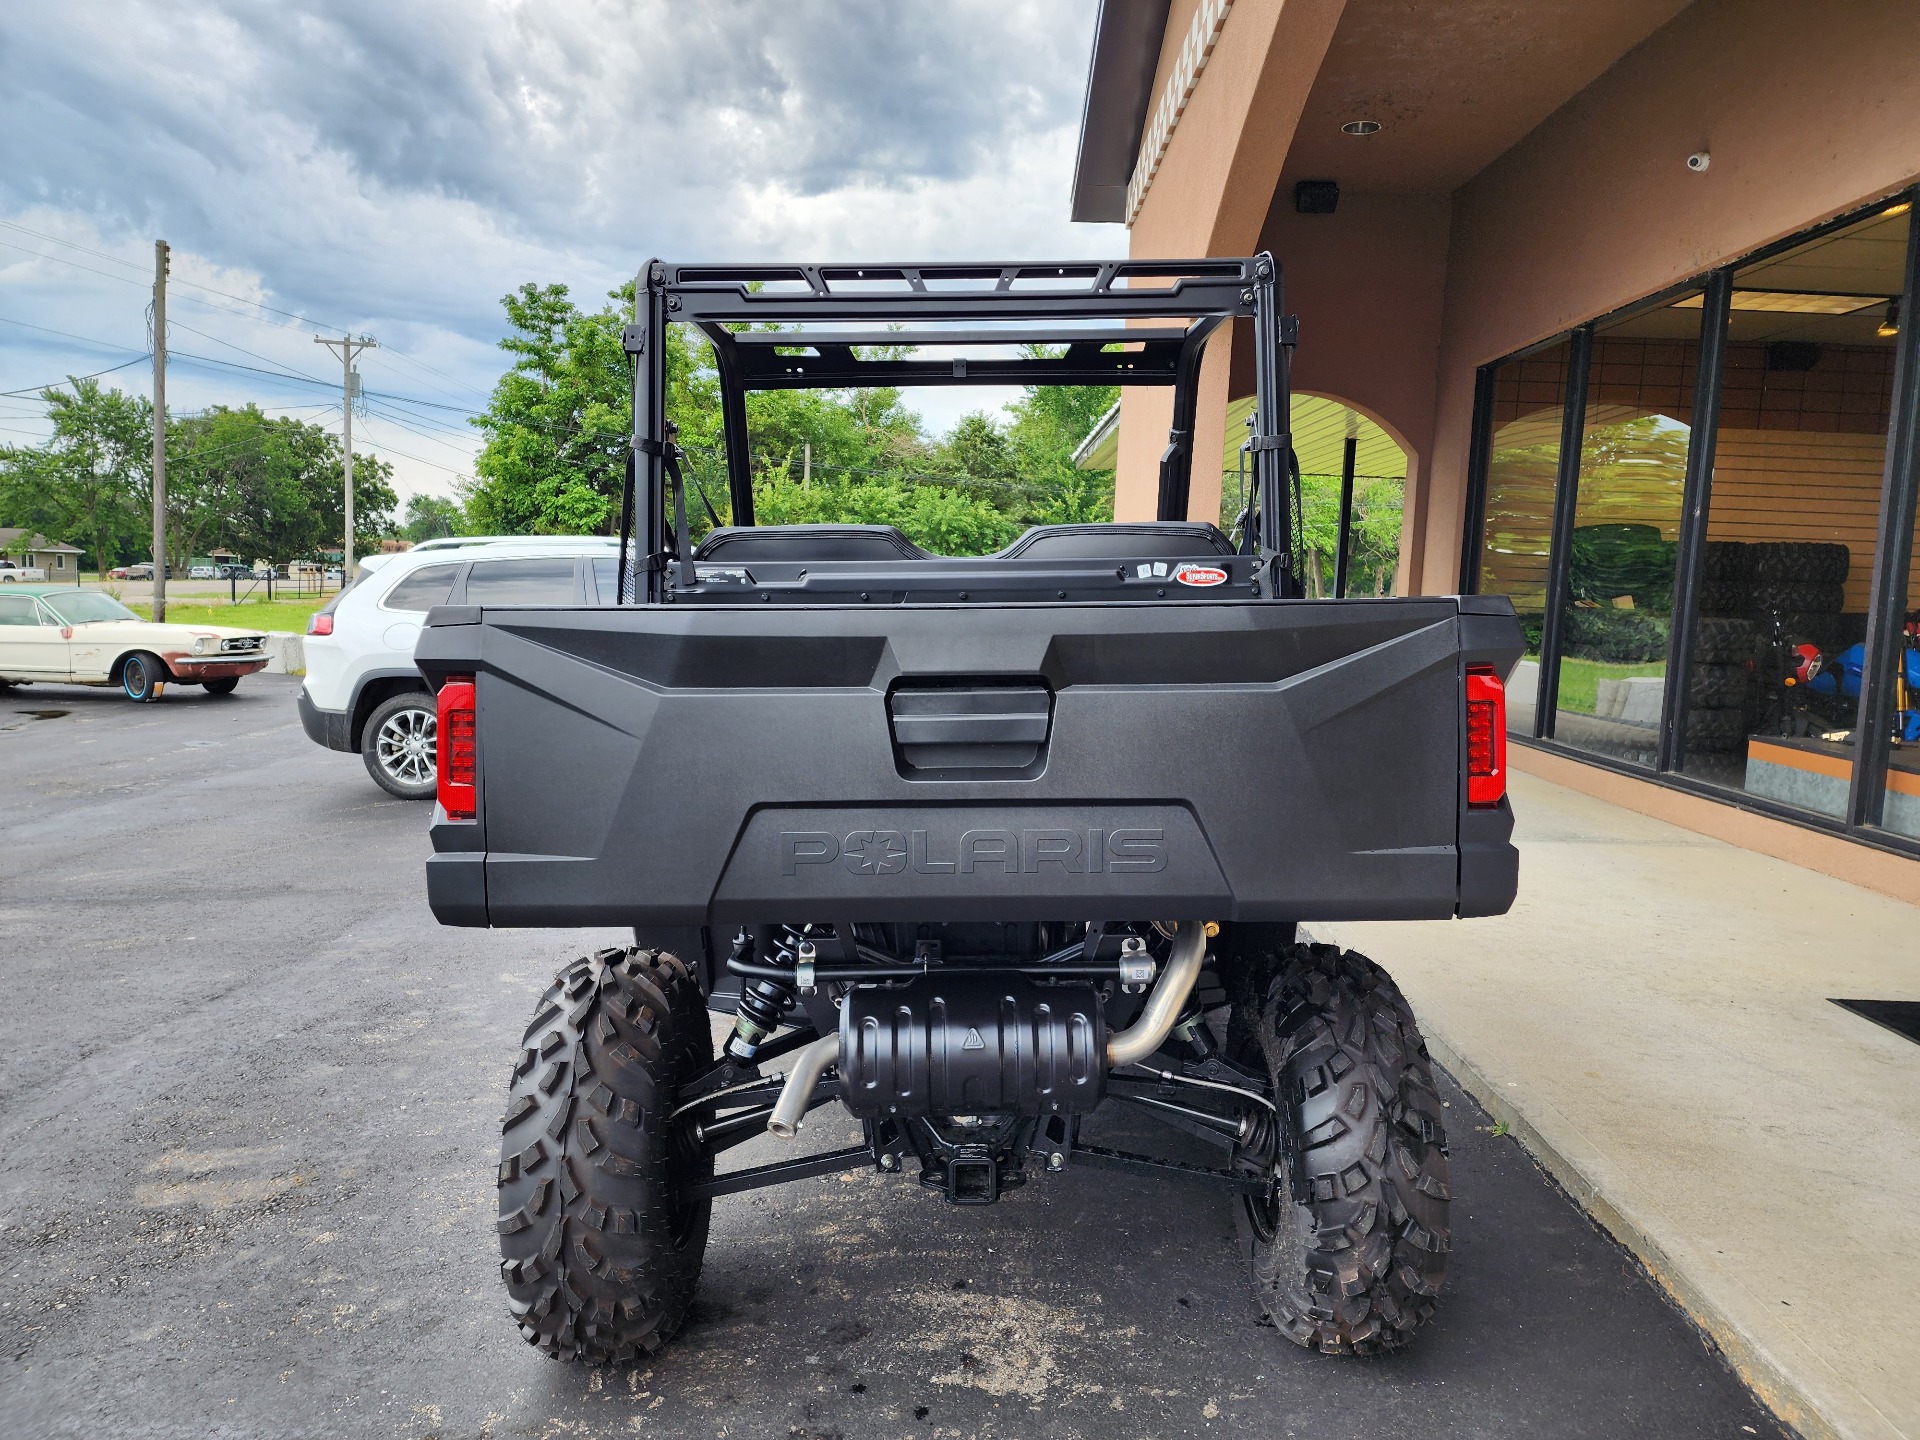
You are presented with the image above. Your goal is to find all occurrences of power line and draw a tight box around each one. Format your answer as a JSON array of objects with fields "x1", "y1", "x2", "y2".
[
  {"x1": 0, "y1": 237, "x2": 159, "y2": 292},
  {"x1": 351, "y1": 436, "x2": 472, "y2": 479},
  {"x1": 1, "y1": 217, "x2": 493, "y2": 397},
  {"x1": 363, "y1": 404, "x2": 478, "y2": 456},
  {"x1": 0, "y1": 311, "x2": 145, "y2": 355},
  {"x1": 165, "y1": 319, "x2": 331, "y2": 385},
  {"x1": 0, "y1": 355, "x2": 151, "y2": 399},
  {"x1": 364, "y1": 405, "x2": 474, "y2": 447},
  {"x1": 364, "y1": 349, "x2": 491, "y2": 405},
  {"x1": 0, "y1": 219, "x2": 355, "y2": 333},
  {"x1": 165, "y1": 349, "x2": 348, "y2": 392},
  {"x1": 0, "y1": 218, "x2": 153, "y2": 273}
]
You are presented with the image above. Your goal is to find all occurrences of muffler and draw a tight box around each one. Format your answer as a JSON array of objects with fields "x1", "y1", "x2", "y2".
[{"x1": 764, "y1": 922, "x2": 1207, "y2": 1139}]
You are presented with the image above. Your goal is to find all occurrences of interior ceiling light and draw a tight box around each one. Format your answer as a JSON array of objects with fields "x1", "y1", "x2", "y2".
[
  {"x1": 1886, "y1": 200, "x2": 1913, "y2": 216},
  {"x1": 1341, "y1": 120, "x2": 1381, "y2": 136},
  {"x1": 1880, "y1": 298, "x2": 1901, "y2": 338},
  {"x1": 1675, "y1": 290, "x2": 1888, "y2": 315}
]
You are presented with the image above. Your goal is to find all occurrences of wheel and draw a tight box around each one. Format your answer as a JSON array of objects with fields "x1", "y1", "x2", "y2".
[
  {"x1": 361, "y1": 691, "x2": 437, "y2": 799},
  {"x1": 1688, "y1": 662, "x2": 1749, "y2": 708},
  {"x1": 1751, "y1": 582, "x2": 1844, "y2": 615},
  {"x1": 121, "y1": 652, "x2": 168, "y2": 702},
  {"x1": 1233, "y1": 943, "x2": 1449, "y2": 1355},
  {"x1": 1693, "y1": 617, "x2": 1758, "y2": 665},
  {"x1": 1751, "y1": 542, "x2": 1850, "y2": 585},
  {"x1": 498, "y1": 947, "x2": 714, "y2": 1363},
  {"x1": 1701, "y1": 540, "x2": 1751, "y2": 583},
  {"x1": 1698, "y1": 580, "x2": 1748, "y2": 615},
  {"x1": 202, "y1": 677, "x2": 239, "y2": 696},
  {"x1": 1685, "y1": 705, "x2": 1746, "y2": 752}
]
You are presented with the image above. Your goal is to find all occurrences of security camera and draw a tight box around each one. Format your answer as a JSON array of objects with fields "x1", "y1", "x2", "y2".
[{"x1": 1686, "y1": 151, "x2": 1711, "y2": 172}]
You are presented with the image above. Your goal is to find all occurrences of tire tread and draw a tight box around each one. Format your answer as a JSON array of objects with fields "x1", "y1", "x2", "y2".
[
  {"x1": 496, "y1": 946, "x2": 712, "y2": 1364},
  {"x1": 1240, "y1": 943, "x2": 1449, "y2": 1355}
]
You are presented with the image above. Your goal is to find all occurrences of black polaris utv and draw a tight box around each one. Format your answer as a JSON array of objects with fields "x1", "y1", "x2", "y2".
[{"x1": 417, "y1": 256, "x2": 1521, "y2": 1364}]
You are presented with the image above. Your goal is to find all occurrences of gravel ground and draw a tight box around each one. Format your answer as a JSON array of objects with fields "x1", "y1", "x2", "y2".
[{"x1": 0, "y1": 675, "x2": 1789, "y2": 1439}]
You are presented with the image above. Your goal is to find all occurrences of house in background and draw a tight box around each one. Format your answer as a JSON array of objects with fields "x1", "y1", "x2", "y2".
[
  {"x1": 0, "y1": 528, "x2": 84, "y2": 580},
  {"x1": 1072, "y1": 0, "x2": 1920, "y2": 880}
]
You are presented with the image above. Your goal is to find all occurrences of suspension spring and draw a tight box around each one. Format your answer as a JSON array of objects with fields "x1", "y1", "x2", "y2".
[{"x1": 724, "y1": 928, "x2": 799, "y2": 1061}]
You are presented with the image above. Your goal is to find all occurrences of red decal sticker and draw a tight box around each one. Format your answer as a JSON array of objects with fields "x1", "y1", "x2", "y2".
[{"x1": 1174, "y1": 563, "x2": 1228, "y2": 587}]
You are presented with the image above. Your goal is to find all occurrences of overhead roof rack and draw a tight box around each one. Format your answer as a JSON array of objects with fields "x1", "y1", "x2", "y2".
[{"x1": 619, "y1": 254, "x2": 1297, "y2": 605}]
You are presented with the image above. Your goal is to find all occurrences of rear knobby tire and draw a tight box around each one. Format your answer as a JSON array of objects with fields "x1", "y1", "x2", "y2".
[
  {"x1": 497, "y1": 946, "x2": 714, "y2": 1363},
  {"x1": 1235, "y1": 943, "x2": 1450, "y2": 1355}
]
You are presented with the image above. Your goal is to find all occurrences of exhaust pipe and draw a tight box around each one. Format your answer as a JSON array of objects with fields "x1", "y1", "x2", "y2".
[
  {"x1": 766, "y1": 1033, "x2": 841, "y2": 1139},
  {"x1": 764, "y1": 921, "x2": 1207, "y2": 1141},
  {"x1": 1107, "y1": 921, "x2": 1206, "y2": 1068}
]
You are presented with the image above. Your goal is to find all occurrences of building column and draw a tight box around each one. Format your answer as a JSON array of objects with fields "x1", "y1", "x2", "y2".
[{"x1": 1115, "y1": 0, "x2": 1348, "y2": 521}]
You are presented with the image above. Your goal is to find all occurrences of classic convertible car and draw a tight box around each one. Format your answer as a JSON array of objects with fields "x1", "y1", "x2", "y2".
[{"x1": 0, "y1": 586, "x2": 269, "y2": 701}]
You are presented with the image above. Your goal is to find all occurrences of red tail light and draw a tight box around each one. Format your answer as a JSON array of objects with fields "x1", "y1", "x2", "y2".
[
  {"x1": 437, "y1": 675, "x2": 477, "y2": 820},
  {"x1": 307, "y1": 612, "x2": 333, "y2": 636},
  {"x1": 1466, "y1": 664, "x2": 1506, "y2": 809}
]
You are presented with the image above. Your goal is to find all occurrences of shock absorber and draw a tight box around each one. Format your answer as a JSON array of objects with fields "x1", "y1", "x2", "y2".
[{"x1": 723, "y1": 927, "x2": 798, "y2": 1062}]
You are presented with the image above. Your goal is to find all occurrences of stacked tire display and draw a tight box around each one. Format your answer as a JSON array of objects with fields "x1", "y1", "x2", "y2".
[{"x1": 1693, "y1": 541, "x2": 1854, "y2": 752}]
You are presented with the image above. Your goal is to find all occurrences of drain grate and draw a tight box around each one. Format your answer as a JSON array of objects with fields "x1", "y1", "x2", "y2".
[{"x1": 1830, "y1": 999, "x2": 1920, "y2": 1047}]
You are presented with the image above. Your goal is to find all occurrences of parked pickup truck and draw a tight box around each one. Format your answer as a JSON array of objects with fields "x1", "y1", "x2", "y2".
[{"x1": 415, "y1": 257, "x2": 1522, "y2": 1368}]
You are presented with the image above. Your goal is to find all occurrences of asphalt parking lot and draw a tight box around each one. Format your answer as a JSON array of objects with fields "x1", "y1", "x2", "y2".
[{"x1": 1, "y1": 674, "x2": 1789, "y2": 1440}]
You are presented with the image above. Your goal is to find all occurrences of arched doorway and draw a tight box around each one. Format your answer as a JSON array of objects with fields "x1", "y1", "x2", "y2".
[{"x1": 1217, "y1": 393, "x2": 1411, "y2": 595}]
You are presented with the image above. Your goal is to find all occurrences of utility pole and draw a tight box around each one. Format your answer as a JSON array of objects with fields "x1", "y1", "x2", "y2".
[
  {"x1": 802, "y1": 440, "x2": 811, "y2": 489},
  {"x1": 151, "y1": 240, "x2": 168, "y2": 621},
  {"x1": 315, "y1": 332, "x2": 377, "y2": 578}
]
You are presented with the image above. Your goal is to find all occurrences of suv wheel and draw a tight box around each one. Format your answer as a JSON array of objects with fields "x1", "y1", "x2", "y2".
[
  {"x1": 362, "y1": 691, "x2": 438, "y2": 800},
  {"x1": 1233, "y1": 942, "x2": 1450, "y2": 1354},
  {"x1": 499, "y1": 947, "x2": 714, "y2": 1363}
]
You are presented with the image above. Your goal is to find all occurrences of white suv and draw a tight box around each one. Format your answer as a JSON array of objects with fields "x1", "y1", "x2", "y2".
[{"x1": 298, "y1": 537, "x2": 622, "y2": 798}]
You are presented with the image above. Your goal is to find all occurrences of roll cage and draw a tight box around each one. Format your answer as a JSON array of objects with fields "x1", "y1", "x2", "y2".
[{"x1": 615, "y1": 255, "x2": 1302, "y2": 604}]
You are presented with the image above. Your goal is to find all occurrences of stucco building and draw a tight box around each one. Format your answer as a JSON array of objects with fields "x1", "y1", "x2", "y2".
[{"x1": 1073, "y1": 0, "x2": 1920, "y2": 886}]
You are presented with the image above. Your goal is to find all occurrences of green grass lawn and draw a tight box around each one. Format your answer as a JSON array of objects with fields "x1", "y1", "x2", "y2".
[
  {"x1": 125, "y1": 598, "x2": 326, "y2": 633},
  {"x1": 1556, "y1": 656, "x2": 1667, "y2": 714}
]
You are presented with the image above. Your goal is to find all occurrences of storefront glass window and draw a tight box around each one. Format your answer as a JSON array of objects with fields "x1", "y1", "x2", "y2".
[
  {"x1": 1479, "y1": 338, "x2": 1571, "y2": 737},
  {"x1": 1680, "y1": 204, "x2": 1912, "y2": 815},
  {"x1": 1550, "y1": 297, "x2": 1701, "y2": 765},
  {"x1": 1877, "y1": 519, "x2": 1920, "y2": 839}
]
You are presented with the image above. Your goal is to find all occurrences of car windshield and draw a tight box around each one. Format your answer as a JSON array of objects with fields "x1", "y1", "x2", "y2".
[{"x1": 41, "y1": 592, "x2": 139, "y2": 625}]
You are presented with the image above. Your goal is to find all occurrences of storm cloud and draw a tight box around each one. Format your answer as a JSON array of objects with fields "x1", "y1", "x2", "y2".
[{"x1": 0, "y1": 1, "x2": 1114, "y2": 493}]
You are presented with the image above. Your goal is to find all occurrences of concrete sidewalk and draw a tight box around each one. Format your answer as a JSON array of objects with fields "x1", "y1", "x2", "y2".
[{"x1": 1321, "y1": 771, "x2": 1920, "y2": 1440}]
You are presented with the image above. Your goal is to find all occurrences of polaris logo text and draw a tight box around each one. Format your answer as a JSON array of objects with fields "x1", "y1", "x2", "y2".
[{"x1": 780, "y1": 827, "x2": 1166, "y2": 876}]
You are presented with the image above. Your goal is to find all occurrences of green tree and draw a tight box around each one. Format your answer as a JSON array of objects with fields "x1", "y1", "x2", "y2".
[
  {"x1": 172, "y1": 406, "x2": 395, "y2": 564},
  {"x1": 1292, "y1": 470, "x2": 1404, "y2": 597},
  {"x1": 465, "y1": 283, "x2": 723, "y2": 536},
  {"x1": 466, "y1": 291, "x2": 1127, "y2": 554},
  {"x1": 1004, "y1": 355, "x2": 1117, "y2": 525},
  {"x1": 403, "y1": 493, "x2": 465, "y2": 542},
  {"x1": 0, "y1": 378, "x2": 150, "y2": 574},
  {"x1": 933, "y1": 411, "x2": 1016, "y2": 482}
]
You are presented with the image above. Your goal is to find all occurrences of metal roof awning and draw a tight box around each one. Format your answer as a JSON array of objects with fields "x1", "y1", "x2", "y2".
[{"x1": 1073, "y1": 394, "x2": 1409, "y2": 480}]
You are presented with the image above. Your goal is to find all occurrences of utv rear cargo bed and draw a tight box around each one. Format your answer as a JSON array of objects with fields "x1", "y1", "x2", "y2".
[{"x1": 417, "y1": 594, "x2": 1520, "y2": 930}]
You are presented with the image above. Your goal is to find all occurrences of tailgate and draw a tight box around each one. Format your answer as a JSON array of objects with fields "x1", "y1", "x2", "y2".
[{"x1": 417, "y1": 598, "x2": 1520, "y2": 927}]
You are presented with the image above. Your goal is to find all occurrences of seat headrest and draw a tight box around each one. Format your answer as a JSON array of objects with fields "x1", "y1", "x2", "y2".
[
  {"x1": 693, "y1": 525, "x2": 929, "y2": 563},
  {"x1": 999, "y1": 522, "x2": 1234, "y2": 560}
]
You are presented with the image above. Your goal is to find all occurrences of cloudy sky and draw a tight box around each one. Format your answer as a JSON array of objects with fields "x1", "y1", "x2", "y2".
[{"x1": 0, "y1": 1, "x2": 1117, "y2": 502}]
